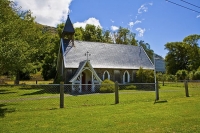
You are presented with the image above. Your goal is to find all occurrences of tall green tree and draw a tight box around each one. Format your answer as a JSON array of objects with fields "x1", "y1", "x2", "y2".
[
  {"x1": 113, "y1": 27, "x2": 137, "y2": 46},
  {"x1": 183, "y1": 34, "x2": 200, "y2": 47},
  {"x1": 0, "y1": 0, "x2": 50, "y2": 82},
  {"x1": 183, "y1": 34, "x2": 200, "y2": 71},
  {"x1": 73, "y1": 24, "x2": 113, "y2": 43},
  {"x1": 102, "y1": 30, "x2": 112, "y2": 43},
  {"x1": 129, "y1": 32, "x2": 138, "y2": 46},
  {"x1": 56, "y1": 23, "x2": 65, "y2": 38},
  {"x1": 165, "y1": 34, "x2": 200, "y2": 74},
  {"x1": 114, "y1": 27, "x2": 130, "y2": 44},
  {"x1": 41, "y1": 33, "x2": 60, "y2": 80},
  {"x1": 165, "y1": 42, "x2": 189, "y2": 74},
  {"x1": 40, "y1": 22, "x2": 64, "y2": 80},
  {"x1": 74, "y1": 27, "x2": 84, "y2": 40},
  {"x1": 82, "y1": 24, "x2": 103, "y2": 42}
]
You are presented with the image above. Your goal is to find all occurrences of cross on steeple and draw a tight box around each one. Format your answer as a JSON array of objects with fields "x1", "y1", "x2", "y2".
[{"x1": 85, "y1": 51, "x2": 91, "y2": 61}]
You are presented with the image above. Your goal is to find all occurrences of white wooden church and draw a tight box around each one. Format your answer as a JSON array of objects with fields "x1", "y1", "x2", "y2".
[{"x1": 55, "y1": 16, "x2": 154, "y2": 93}]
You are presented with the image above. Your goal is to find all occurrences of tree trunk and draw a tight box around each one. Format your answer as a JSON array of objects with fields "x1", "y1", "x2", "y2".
[{"x1": 14, "y1": 71, "x2": 20, "y2": 84}]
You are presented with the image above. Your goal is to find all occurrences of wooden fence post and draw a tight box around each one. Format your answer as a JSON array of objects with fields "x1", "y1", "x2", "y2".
[
  {"x1": 184, "y1": 80, "x2": 189, "y2": 97},
  {"x1": 60, "y1": 82, "x2": 64, "y2": 108},
  {"x1": 115, "y1": 81, "x2": 119, "y2": 104},
  {"x1": 156, "y1": 81, "x2": 159, "y2": 100}
]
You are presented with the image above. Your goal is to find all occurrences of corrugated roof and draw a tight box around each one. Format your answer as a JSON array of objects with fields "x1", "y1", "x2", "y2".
[{"x1": 62, "y1": 39, "x2": 154, "y2": 70}]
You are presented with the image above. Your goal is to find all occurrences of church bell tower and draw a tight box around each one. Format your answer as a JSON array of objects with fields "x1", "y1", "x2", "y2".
[{"x1": 62, "y1": 15, "x2": 75, "y2": 45}]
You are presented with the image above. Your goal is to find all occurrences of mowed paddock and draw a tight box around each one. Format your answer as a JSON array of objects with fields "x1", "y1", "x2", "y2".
[{"x1": 0, "y1": 81, "x2": 200, "y2": 133}]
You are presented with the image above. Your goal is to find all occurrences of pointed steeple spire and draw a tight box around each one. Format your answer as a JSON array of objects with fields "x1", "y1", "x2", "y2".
[{"x1": 62, "y1": 15, "x2": 75, "y2": 38}]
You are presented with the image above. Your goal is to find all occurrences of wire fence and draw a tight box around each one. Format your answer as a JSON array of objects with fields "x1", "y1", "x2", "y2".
[
  {"x1": 0, "y1": 79, "x2": 53, "y2": 85},
  {"x1": 0, "y1": 81, "x2": 200, "y2": 111}
]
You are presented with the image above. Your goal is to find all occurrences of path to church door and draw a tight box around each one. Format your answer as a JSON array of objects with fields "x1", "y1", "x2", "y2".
[{"x1": 81, "y1": 72, "x2": 86, "y2": 91}]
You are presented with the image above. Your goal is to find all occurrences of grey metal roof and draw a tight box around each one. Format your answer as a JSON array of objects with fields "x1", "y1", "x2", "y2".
[{"x1": 62, "y1": 39, "x2": 154, "y2": 70}]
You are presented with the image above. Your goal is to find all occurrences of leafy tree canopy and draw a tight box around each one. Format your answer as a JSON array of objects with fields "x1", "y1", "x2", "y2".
[
  {"x1": 0, "y1": 0, "x2": 56, "y2": 82},
  {"x1": 165, "y1": 34, "x2": 200, "y2": 74}
]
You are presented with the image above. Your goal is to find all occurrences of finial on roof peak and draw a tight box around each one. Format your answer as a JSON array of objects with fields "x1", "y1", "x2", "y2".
[{"x1": 67, "y1": 9, "x2": 71, "y2": 17}]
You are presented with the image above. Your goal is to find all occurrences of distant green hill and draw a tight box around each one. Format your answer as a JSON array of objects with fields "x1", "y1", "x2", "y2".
[{"x1": 36, "y1": 23, "x2": 57, "y2": 34}]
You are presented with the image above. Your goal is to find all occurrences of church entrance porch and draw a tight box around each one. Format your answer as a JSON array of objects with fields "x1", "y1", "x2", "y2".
[
  {"x1": 81, "y1": 71, "x2": 93, "y2": 93},
  {"x1": 69, "y1": 60, "x2": 102, "y2": 93}
]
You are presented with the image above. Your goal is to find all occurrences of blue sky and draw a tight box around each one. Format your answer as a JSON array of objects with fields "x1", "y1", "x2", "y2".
[{"x1": 14, "y1": 0, "x2": 200, "y2": 58}]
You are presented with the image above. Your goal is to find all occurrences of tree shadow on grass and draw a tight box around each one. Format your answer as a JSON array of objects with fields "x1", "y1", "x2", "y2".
[
  {"x1": 0, "y1": 104, "x2": 16, "y2": 118},
  {"x1": 20, "y1": 85, "x2": 60, "y2": 96},
  {"x1": 0, "y1": 89, "x2": 16, "y2": 94},
  {"x1": 154, "y1": 100, "x2": 168, "y2": 104}
]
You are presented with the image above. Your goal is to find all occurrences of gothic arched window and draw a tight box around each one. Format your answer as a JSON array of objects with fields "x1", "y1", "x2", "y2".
[
  {"x1": 103, "y1": 71, "x2": 110, "y2": 80},
  {"x1": 123, "y1": 71, "x2": 130, "y2": 84}
]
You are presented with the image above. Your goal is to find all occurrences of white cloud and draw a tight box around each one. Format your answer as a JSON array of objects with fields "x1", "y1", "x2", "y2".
[
  {"x1": 135, "y1": 20, "x2": 142, "y2": 24},
  {"x1": 110, "y1": 19, "x2": 115, "y2": 23},
  {"x1": 136, "y1": 28, "x2": 146, "y2": 37},
  {"x1": 149, "y1": 3, "x2": 153, "y2": 6},
  {"x1": 129, "y1": 22, "x2": 134, "y2": 27},
  {"x1": 129, "y1": 20, "x2": 142, "y2": 27},
  {"x1": 197, "y1": 15, "x2": 200, "y2": 18},
  {"x1": 138, "y1": 3, "x2": 153, "y2": 14},
  {"x1": 13, "y1": 0, "x2": 72, "y2": 27},
  {"x1": 73, "y1": 18, "x2": 102, "y2": 28},
  {"x1": 111, "y1": 26, "x2": 119, "y2": 31},
  {"x1": 138, "y1": 4, "x2": 148, "y2": 14}
]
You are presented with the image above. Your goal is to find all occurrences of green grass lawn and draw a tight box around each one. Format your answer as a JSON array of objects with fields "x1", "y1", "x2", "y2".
[{"x1": 0, "y1": 84, "x2": 200, "y2": 133}]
